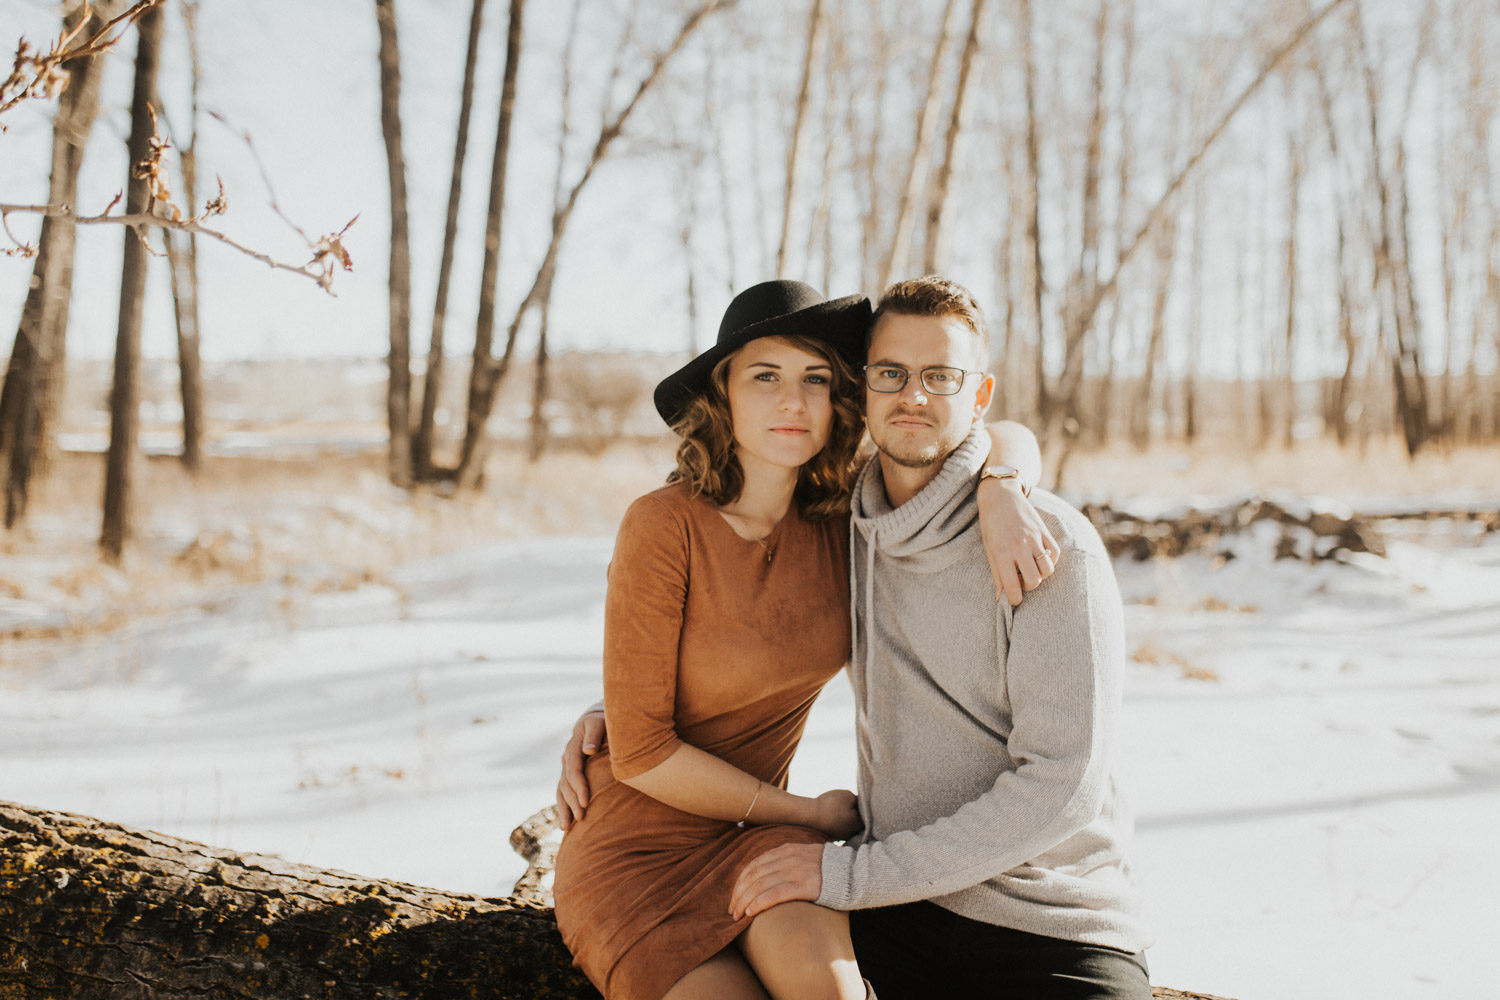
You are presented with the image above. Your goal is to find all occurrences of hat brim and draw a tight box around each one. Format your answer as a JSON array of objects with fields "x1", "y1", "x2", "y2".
[{"x1": 653, "y1": 294, "x2": 871, "y2": 427}]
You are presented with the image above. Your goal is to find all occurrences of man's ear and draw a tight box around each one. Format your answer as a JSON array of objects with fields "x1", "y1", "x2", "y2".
[{"x1": 972, "y1": 373, "x2": 996, "y2": 421}]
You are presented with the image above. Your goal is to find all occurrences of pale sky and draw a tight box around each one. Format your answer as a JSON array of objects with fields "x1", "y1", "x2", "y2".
[
  {"x1": 1, "y1": 0, "x2": 720, "y2": 362},
  {"x1": 0, "y1": 0, "x2": 1481, "y2": 381}
]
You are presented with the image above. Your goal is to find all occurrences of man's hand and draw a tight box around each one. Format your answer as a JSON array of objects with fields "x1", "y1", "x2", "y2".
[
  {"x1": 977, "y1": 477, "x2": 1061, "y2": 606},
  {"x1": 555, "y1": 710, "x2": 607, "y2": 831},
  {"x1": 729, "y1": 842, "x2": 825, "y2": 920}
]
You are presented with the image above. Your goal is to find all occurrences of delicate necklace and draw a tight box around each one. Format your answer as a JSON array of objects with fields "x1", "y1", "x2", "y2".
[{"x1": 722, "y1": 510, "x2": 775, "y2": 563}]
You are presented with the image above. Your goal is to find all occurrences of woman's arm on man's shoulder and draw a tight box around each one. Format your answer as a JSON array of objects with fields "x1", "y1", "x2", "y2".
[{"x1": 979, "y1": 420, "x2": 1062, "y2": 606}]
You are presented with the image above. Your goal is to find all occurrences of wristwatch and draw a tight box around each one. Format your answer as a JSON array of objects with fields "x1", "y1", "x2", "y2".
[{"x1": 979, "y1": 464, "x2": 1030, "y2": 497}]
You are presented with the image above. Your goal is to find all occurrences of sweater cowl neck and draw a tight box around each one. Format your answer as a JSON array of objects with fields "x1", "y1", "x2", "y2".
[{"x1": 851, "y1": 424, "x2": 989, "y2": 562}]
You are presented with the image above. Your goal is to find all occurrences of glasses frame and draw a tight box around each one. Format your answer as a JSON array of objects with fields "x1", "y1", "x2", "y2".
[{"x1": 861, "y1": 363, "x2": 984, "y2": 396}]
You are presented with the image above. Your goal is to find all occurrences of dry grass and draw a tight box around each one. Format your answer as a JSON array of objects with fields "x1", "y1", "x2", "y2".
[
  {"x1": 1056, "y1": 435, "x2": 1500, "y2": 501},
  {"x1": 2, "y1": 427, "x2": 1488, "y2": 662},
  {"x1": 0, "y1": 439, "x2": 675, "y2": 653}
]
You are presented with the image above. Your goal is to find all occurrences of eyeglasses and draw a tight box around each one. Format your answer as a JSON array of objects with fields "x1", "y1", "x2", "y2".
[{"x1": 862, "y1": 364, "x2": 982, "y2": 396}]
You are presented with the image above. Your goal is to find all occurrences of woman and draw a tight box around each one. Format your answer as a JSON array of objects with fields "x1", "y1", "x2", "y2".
[{"x1": 552, "y1": 281, "x2": 1053, "y2": 1000}]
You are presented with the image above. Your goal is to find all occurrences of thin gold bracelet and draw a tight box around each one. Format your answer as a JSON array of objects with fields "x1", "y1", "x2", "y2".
[{"x1": 736, "y1": 781, "x2": 764, "y2": 829}]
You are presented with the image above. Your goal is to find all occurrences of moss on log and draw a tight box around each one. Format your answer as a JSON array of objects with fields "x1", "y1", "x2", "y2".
[{"x1": 0, "y1": 800, "x2": 1233, "y2": 999}]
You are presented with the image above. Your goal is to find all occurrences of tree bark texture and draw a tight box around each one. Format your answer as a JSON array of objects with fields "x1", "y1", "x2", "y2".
[
  {"x1": 0, "y1": 800, "x2": 1248, "y2": 1000},
  {"x1": 375, "y1": 0, "x2": 414, "y2": 487},
  {"x1": 0, "y1": 800, "x2": 590, "y2": 1000},
  {"x1": 1, "y1": 1, "x2": 118, "y2": 528},
  {"x1": 100, "y1": 5, "x2": 165, "y2": 565}
]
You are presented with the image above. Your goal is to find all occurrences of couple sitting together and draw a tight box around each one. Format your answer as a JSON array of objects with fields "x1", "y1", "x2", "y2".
[{"x1": 549, "y1": 276, "x2": 1151, "y2": 1000}]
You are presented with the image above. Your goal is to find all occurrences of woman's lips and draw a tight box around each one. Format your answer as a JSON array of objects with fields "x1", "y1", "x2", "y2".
[{"x1": 770, "y1": 426, "x2": 809, "y2": 435}]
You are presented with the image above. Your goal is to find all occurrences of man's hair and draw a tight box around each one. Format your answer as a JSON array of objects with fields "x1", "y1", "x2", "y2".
[
  {"x1": 665, "y1": 334, "x2": 864, "y2": 521},
  {"x1": 871, "y1": 276, "x2": 989, "y2": 368}
]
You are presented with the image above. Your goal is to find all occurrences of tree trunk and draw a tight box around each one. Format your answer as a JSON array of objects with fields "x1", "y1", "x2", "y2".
[
  {"x1": 1131, "y1": 216, "x2": 1176, "y2": 450},
  {"x1": 0, "y1": 799, "x2": 1237, "y2": 1000},
  {"x1": 456, "y1": 1, "x2": 727, "y2": 491},
  {"x1": 776, "y1": 0, "x2": 825, "y2": 279},
  {"x1": 707, "y1": 43, "x2": 738, "y2": 295},
  {"x1": 1184, "y1": 177, "x2": 1204, "y2": 443},
  {"x1": 1280, "y1": 123, "x2": 1302, "y2": 451},
  {"x1": 415, "y1": 0, "x2": 487, "y2": 479},
  {"x1": 457, "y1": 0, "x2": 528, "y2": 488},
  {"x1": 1, "y1": 2, "x2": 117, "y2": 528},
  {"x1": 1048, "y1": 0, "x2": 1354, "y2": 450},
  {"x1": 528, "y1": 307, "x2": 551, "y2": 461},
  {"x1": 1018, "y1": 0, "x2": 1048, "y2": 425},
  {"x1": 166, "y1": 229, "x2": 204, "y2": 474},
  {"x1": 922, "y1": 0, "x2": 986, "y2": 275},
  {"x1": 880, "y1": 0, "x2": 960, "y2": 290},
  {"x1": 375, "y1": 0, "x2": 414, "y2": 487},
  {"x1": 167, "y1": 0, "x2": 205, "y2": 474},
  {"x1": 100, "y1": 4, "x2": 165, "y2": 565}
]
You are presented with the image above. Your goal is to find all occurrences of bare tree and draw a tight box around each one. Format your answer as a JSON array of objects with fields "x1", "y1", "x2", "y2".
[
  {"x1": 457, "y1": 0, "x2": 527, "y2": 484},
  {"x1": 374, "y1": 0, "x2": 413, "y2": 486},
  {"x1": 1046, "y1": 0, "x2": 1355, "y2": 455},
  {"x1": 1280, "y1": 93, "x2": 1305, "y2": 449},
  {"x1": 529, "y1": 0, "x2": 587, "y2": 461},
  {"x1": 1350, "y1": 0, "x2": 1431, "y2": 456},
  {"x1": 923, "y1": 0, "x2": 987, "y2": 274},
  {"x1": 1018, "y1": 0, "x2": 1048, "y2": 422},
  {"x1": 1, "y1": 1, "x2": 124, "y2": 528},
  {"x1": 456, "y1": 1, "x2": 731, "y2": 489},
  {"x1": 415, "y1": 0, "x2": 488, "y2": 478},
  {"x1": 100, "y1": 3, "x2": 165, "y2": 564},
  {"x1": 881, "y1": 0, "x2": 960, "y2": 290},
  {"x1": 776, "y1": 0, "x2": 825, "y2": 279},
  {"x1": 165, "y1": 0, "x2": 204, "y2": 474}
]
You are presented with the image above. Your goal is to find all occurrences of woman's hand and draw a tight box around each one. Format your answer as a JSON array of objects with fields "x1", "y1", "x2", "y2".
[
  {"x1": 556, "y1": 710, "x2": 607, "y2": 831},
  {"x1": 807, "y1": 789, "x2": 863, "y2": 840},
  {"x1": 977, "y1": 477, "x2": 1061, "y2": 606}
]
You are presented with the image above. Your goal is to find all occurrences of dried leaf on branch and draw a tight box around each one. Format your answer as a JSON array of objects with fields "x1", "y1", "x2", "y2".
[
  {"x1": 132, "y1": 104, "x2": 180, "y2": 221},
  {"x1": 0, "y1": 0, "x2": 166, "y2": 126}
]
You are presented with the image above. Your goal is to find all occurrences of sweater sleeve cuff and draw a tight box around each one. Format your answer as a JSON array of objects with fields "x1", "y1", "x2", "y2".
[{"x1": 816, "y1": 842, "x2": 857, "y2": 910}]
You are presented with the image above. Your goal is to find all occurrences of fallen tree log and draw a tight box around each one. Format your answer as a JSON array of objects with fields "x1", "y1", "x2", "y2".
[
  {"x1": 1, "y1": 800, "x2": 1234, "y2": 999},
  {"x1": 1079, "y1": 496, "x2": 1500, "y2": 563}
]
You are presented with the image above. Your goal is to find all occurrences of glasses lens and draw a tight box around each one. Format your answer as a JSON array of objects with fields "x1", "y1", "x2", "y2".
[
  {"x1": 919, "y1": 367, "x2": 966, "y2": 395},
  {"x1": 864, "y1": 365, "x2": 907, "y2": 392}
]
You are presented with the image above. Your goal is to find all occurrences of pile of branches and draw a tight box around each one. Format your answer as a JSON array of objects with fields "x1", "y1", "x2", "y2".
[{"x1": 1079, "y1": 498, "x2": 1500, "y2": 563}]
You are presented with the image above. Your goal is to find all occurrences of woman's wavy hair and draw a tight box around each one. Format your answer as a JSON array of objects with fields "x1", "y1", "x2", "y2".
[{"x1": 666, "y1": 335, "x2": 864, "y2": 520}]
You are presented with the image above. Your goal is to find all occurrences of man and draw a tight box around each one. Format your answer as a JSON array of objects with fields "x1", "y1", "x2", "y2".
[{"x1": 562, "y1": 277, "x2": 1150, "y2": 999}]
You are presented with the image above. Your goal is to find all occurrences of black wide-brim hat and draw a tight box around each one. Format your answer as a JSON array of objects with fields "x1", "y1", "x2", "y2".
[{"x1": 653, "y1": 280, "x2": 871, "y2": 427}]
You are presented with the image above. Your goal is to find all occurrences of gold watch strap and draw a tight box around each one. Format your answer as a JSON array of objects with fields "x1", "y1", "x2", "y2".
[{"x1": 979, "y1": 465, "x2": 1031, "y2": 498}]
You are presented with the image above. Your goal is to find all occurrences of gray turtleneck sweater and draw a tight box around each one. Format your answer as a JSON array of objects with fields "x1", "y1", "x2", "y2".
[{"x1": 817, "y1": 425, "x2": 1151, "y2": 954}]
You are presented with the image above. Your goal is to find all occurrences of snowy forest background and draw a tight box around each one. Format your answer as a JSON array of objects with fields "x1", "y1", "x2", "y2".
[{"x1": 2, "y1": 0, "x2": 1499, "y2": 997}]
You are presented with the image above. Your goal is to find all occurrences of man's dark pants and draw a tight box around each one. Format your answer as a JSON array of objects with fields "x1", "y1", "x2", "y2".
[{"x1": 851, "y1": 900, "x2": 1151, "y2": 1000}]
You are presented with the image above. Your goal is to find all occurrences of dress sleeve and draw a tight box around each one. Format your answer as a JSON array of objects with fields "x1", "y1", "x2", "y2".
[{"x1": 603, "y1": 494, "x2": 691, "y2": 780}]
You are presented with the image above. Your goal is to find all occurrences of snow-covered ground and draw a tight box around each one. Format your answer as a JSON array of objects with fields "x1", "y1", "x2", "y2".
[{"x1": 2, "y1": 513, "x2": 1497, "y2": 999}]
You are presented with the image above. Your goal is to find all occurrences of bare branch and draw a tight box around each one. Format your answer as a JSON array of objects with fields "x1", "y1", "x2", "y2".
[
  {"x1": 207, "y1": 109, "x2": 313, "y2": 243},
  {"x1": 0, "y1": 200, "x2": 355, "y2": 294},
  {"x1": 0, "y1": 0, "x2": 166, "y2": 124}
]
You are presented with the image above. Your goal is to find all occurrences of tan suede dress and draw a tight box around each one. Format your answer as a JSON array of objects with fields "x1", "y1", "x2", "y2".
[{"x1": 553, "y1": 482, "x2": 851, "y2": 1000}]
